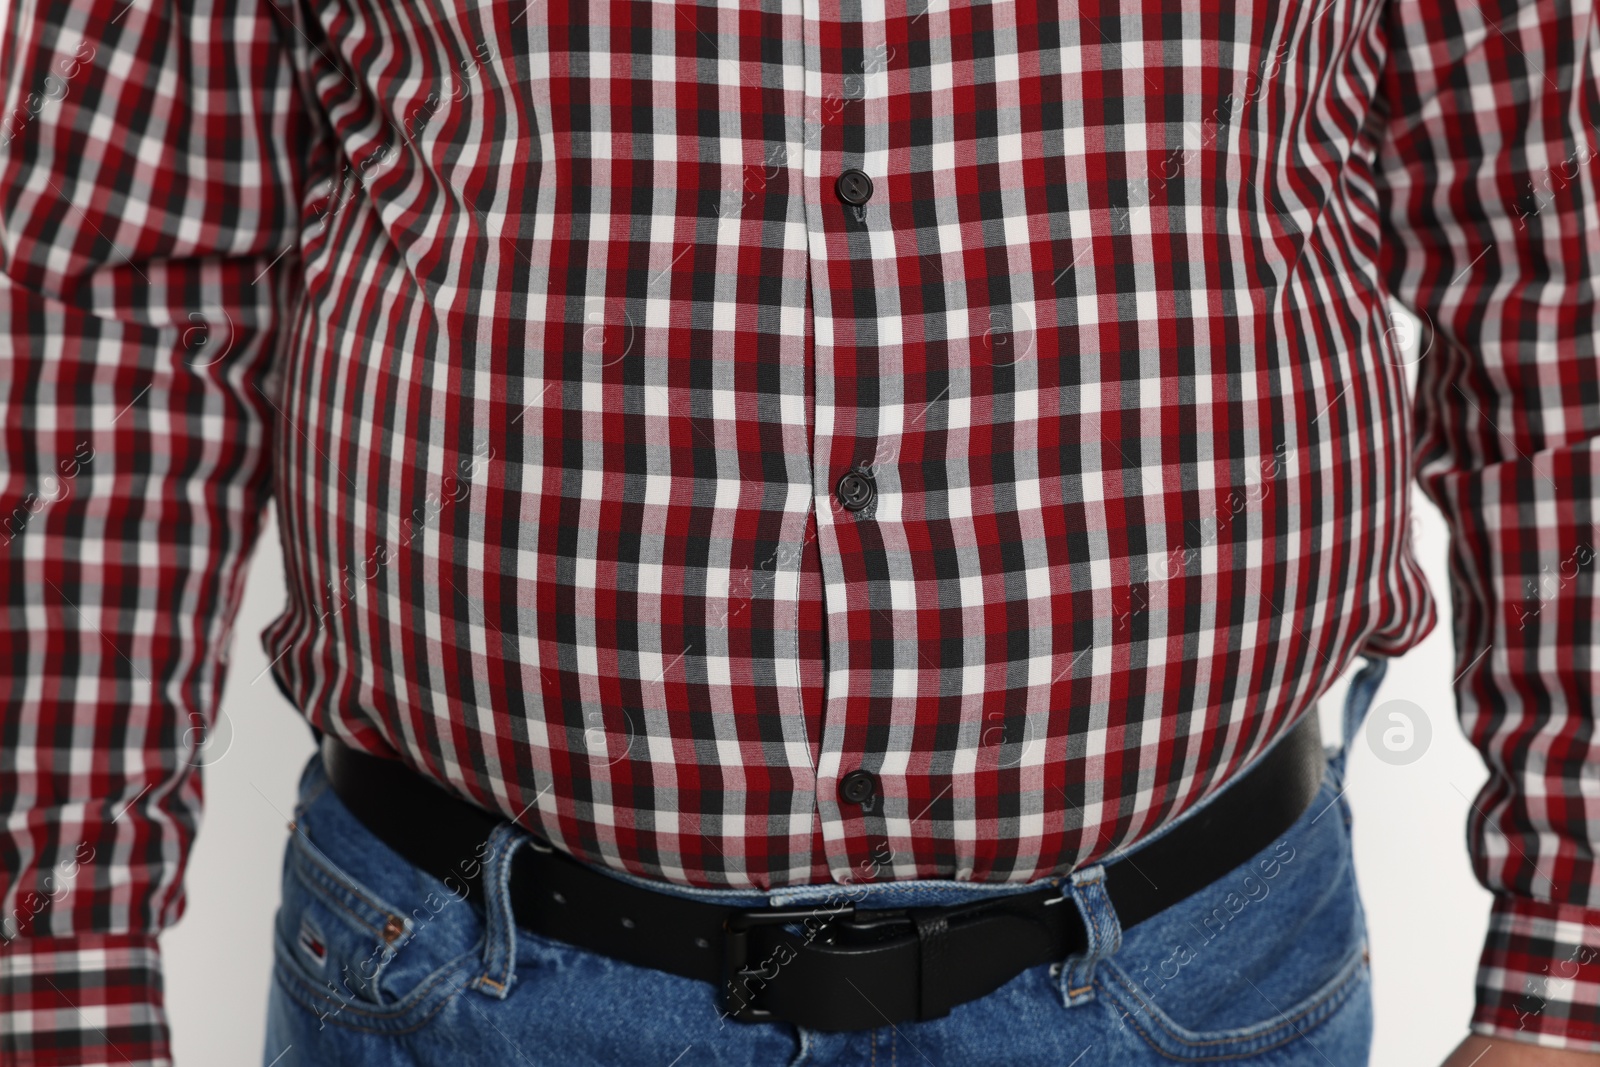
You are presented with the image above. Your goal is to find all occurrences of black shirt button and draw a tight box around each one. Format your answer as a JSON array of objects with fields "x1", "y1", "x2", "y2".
[
  {"x1": 838, "y1": 769, "x2": 878, "y2": 806},
  {"x1": 835, "y1": 169, "x2": 873, "y2": 206},
  {"x1": 836, "y1": 470, "x2": 876, "y2": 512}
]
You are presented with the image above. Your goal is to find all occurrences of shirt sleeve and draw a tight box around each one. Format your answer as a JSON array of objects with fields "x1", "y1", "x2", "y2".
[
  {"x1": 1375, "y1": 0, "x2": 1600, "y2": 1050},
  {"x1": 0, "y1": 0, "x2": 316, "y2": 1061}
]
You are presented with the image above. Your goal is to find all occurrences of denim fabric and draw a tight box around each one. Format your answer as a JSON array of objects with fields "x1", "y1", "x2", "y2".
[
  {"x1": 1330, "y1": 655, "x2": 1390, "y2": 786},
  {"x1": 264, "y1": 661, "x2": 1386, "y2": 1066}
]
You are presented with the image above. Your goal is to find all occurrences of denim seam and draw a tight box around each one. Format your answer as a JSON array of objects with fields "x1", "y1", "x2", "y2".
[
  {"x1": 855, "y1": 884, "x2": 1040, "y2": 901},
  {"x1": 289, "y1": 838, "x2": 403, "y2": 943},
  {"x1": 1077, "y1": 874, "x2": 1108, "y2": 936},
  {"x1": 849, "y1": 882, "x2": 1045, "y2": 896},
  {"x1": 278, "y1": 948, "x2": 473, "y2": 1016},
  {"x1": 293, "y1": 854, "x2": 388, "y2": 942},
  {"x1": 473, "y1": 823, "x2": 527, "y2": 997},
  {"x1": 1106, "y1": 988, "x2": 1319, "y2": 1064},
  {"x1": 1063, "y1": 867, "x2": 1120, "y2": 1004},
  {"x1": 589, "y1": 864, "x2": 1064, "y2": 908},
  {"x1": 272, "y1": 943, "x2": 479, "y2": 1034},
  {"x1": 270, "y1": 975, "x2": 461, "y2": 1038},
  {"x1": 1067, "y1": 876, "x2": 1103, "y2": 996},
  {"x1": 1102, "y1": 945, "x2": 1366, "y2": 1051},
  {"x1": 1108, "y1": 953, "x2": 1359, "y2": 1046},
  {"x1": 1105, "y1": 979, "x2": 1362, "y2": 1064}
]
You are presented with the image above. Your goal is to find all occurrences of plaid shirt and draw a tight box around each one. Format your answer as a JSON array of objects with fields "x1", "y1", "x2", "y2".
[{"x1": 4, "y1": 0, "x2": 1600, "y2": 1057}]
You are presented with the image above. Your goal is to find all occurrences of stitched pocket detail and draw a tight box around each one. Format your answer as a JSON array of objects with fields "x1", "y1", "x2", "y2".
[
  {"x1": 272, "y1": 837, "x2": 480, "y2": 1036},
  {"x1": 269, "y1": 778, "x2": 486, "y2": 1035},
  {"x1": 1098, "y1": 943, "x2": 1369, "y2": 1062},
  {"x1": 287, "y1": 827, "x2": 414, "y2": 947},
  {"x1": 271, "y1": 924, "x2": 479, "y2": 1037}
]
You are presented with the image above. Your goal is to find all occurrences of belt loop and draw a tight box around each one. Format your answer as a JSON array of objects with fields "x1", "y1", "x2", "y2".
[
  {"x1": 472, "y1": 822, "x2": 529, "y2": 1000},
  {"x1": 1331, "y1": 653, "x2": 1389, "y2": 785},
  {"x1": 1057, "y1": 865, "x2": 1122, "y2": 1007}
]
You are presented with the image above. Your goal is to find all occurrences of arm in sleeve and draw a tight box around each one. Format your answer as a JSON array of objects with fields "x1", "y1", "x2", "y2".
[
  {"x1": 0, "y1": 0, "x2": 317, "y2": 1061},
  {"x1": 1377, "y1": 0, "x2": 1600, "y2": 1048}
]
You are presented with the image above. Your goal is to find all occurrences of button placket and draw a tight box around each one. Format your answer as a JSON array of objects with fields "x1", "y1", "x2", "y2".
[{"x1": 807, "y1": 20, "x2": 900, "y2": 890}]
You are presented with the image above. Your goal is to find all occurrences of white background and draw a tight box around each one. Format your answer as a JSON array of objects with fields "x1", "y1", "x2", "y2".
[{"x1": 162, "y1": 352, "x2": 1497, "y2": 1066}]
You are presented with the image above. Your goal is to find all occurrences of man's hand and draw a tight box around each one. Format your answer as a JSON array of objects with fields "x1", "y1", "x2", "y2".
[{"x1": 1444, "y1": 1035, "x2": 1600, "y2": 1065}]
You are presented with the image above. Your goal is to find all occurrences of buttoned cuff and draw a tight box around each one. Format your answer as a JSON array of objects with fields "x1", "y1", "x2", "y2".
[
  {"x1": 0, "y1": 933, "x2": 170, "y2": 1066},
  {"x1": 1473, "y1": 895, "x2": 1600, "y2": 1052}
]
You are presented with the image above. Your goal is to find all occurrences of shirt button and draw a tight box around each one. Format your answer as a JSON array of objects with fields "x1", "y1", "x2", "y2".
[
  {"x1": 835, "y1": 169, "x2": 873, "y2": 206},
  {"x1": 838, "y1": 770, "x2": 878, "y2": 806},
  {"x1": 836, "y1": 470, "x2": 876, "y2": 512}
]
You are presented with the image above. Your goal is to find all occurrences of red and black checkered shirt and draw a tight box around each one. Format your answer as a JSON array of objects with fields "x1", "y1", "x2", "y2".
[{"x1": 4, "y1": 0, "x2": 1600, "y2": 1058}]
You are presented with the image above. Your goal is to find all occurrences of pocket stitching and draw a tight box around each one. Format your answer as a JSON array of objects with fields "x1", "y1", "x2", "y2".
[
  {"x1": 273, "y1": 935, "x2": 481, "y2": 1035},
  {"x1": 1108, "y1": 989, "x2": 1341, "y2": 1065},
  {"x1": 289, "y1": 830, "x2": 405, "y2": 943},
  {"x1": 1103, "y1": 944, "x2": 1366, "y2": 1054}
]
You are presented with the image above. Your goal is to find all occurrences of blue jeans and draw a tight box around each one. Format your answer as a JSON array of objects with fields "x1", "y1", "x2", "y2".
[{"x1": 264, "y1": 658, "x2": 1388, "y2": 1066}]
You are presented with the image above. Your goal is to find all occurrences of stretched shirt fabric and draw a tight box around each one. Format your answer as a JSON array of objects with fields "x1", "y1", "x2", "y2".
[{"x1": 3, "y1": 0, "x2": 1600, "y2": 1058}]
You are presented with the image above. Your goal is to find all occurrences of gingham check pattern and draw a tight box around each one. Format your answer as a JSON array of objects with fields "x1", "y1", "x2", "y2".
[{"x1": 3, "y1": 0, "x2": 1600, "y2": 1057}]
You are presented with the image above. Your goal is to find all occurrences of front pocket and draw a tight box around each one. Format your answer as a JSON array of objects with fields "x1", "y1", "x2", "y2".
[
  {"x1": 272, "y1": 912, "x2": 479, "y2": 1037},
  {"x1": 268, "y1": 782, "x2": 486, "y2": 1035},
  {"x1": 1092, "y1": 771, "x2": 1373, "y2": 1062},
  {"x1": 1098, "y1": 942, "x2": 1369, "y2": 1061}
]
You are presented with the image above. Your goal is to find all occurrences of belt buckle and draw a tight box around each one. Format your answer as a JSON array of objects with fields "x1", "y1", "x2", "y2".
[{"x1": 721, "y1": 903, "x2": 857, "y2": 1023}]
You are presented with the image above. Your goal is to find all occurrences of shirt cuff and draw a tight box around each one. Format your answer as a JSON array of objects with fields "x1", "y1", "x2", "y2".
[
  {"x1": 1473, "y1": 894, "x2": 1600, "y2": 1052},
  {"x1": 0, "y1": 932, "x2": 171, "y2": 1067}
]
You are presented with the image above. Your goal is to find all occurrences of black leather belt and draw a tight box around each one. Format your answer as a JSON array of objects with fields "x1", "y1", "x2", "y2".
[{"x1": 320, "y1": 711, "x2": 1326, "y2": 1031}]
